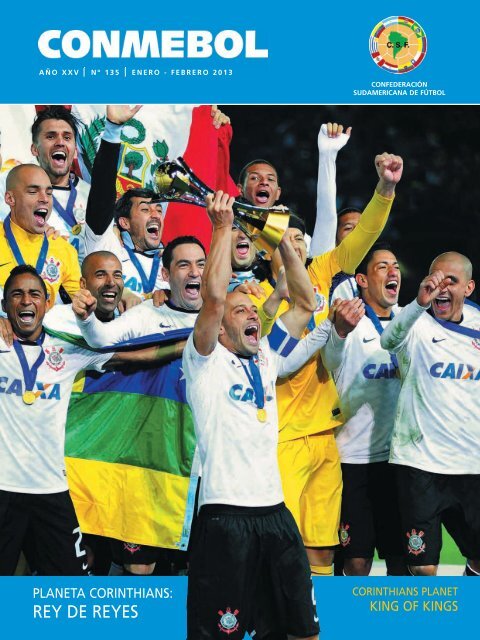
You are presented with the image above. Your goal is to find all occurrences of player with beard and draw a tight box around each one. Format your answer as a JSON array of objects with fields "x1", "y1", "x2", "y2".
[
  {"x1": 381, "y1": 252, "x2": 480, "y2": 577},
  {"x1": 84, "y1": 106, "x2": 229, "y2": 301},
  {"x1": 0, "y1": 107, "x2": 86, "y2": 249},
  {"x1": 0, "y1": 164, "x2": 80, "y2": 311},
  {"x1": 81, "y1": 104, "x2": 169, "y2": 302}
]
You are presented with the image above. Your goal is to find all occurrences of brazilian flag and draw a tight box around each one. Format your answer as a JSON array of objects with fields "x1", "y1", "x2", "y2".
[{"x1": 47, "y1": 327, "x2": 198, "y2": 550}]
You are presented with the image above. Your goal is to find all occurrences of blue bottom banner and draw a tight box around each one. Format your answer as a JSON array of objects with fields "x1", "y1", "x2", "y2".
[{"x1": 1, "y1": 576, "x2": 472, "y2": 639}]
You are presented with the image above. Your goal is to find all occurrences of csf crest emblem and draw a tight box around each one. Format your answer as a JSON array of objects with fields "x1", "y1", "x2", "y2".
[
  {"x1": 339, "y1": 523, "x2": 351, "y2": 547},
  {"x1": 369, "y1": 16, "x2": 427, "y2": 74},
  {"x1": 123, "y1": 543, "x2": 141, "y2": 554},
  {"x1": 45, "y1": 346, "x2": 65, "y2": 372},
  {"x1": 218, "y1": 607, "x2": 240, "y2": 635},
  {"x1": 42, "y1": 257, "x2": 61, "y2": 283},
  {"x1": 406, "y1": 529, "x2": 426, "y2": 555}
]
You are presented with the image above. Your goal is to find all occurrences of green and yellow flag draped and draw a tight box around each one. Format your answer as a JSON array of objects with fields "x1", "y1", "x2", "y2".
[{"x1": 48, "y1": 327, "x2": 198, "y2": 550}]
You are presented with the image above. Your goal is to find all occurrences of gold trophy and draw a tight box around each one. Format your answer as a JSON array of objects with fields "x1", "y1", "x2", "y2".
[{"x1": 153, "y1": 158, "x2": 290, "y2": 258}]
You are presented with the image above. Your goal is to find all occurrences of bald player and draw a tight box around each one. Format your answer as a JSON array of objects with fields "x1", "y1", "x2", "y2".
[
  {"x1": 183, "y1": 190, "x2": 322, "y2": 640},
  {"x1": 381, "y1": 251, "x2": 480, "y2": 577},
  {"x1": 0, "y1": 164, "x2": 80, "y2": 311}
]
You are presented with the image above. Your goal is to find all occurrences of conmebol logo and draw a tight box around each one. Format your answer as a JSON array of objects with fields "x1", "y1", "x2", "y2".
[{"x1": 37, "y1": 30, "x2": 269, "y2": 59}]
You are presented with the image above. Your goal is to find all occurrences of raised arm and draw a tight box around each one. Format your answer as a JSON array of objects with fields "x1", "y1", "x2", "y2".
[
  {"x1": 193, "y1": 191, "x2": 235, "y2": 356},
  {"x1": 86, "y1": 105, "x2": 142, "y2": 235},
  {"x1": 311, "y1": 122, "x2": 352, "y2": 256},
  {"x1": 380, "y1": 270, "x2": 451, "y2": 352},
  {"x1": 321, "y1": 298, "x2": 365, "y2": 371},
  {"x1": 277, "y1": 234, "x2": 317, "y2": 339},
  {"x1": 333, "y1": 152, "x2": 403, "y2": 274},
  {"x1": 72, "y1": 289, "x2": 140, "y2": 346}
]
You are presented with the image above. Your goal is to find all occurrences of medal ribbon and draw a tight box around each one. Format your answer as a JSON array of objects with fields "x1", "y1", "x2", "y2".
[
  {"x1": 52, "y1": 178, "x2": 78, "y2": 228},
  {"x1": 13, "y1": 332, "x2": 46, "y2": 394},
  {"x1": 4, "y1": 215, "x2": 48, "y2": 273},
  {"x1": 425, "y1": 300, "x2": 480, "y2": 339},
  {"x1": 237, "y1": 355, "x2": 265, "y2": 411},
  {"x1": 364, "y1": 304, "x2": 399, "y2": 369},
  {"x1": 124, "y1": 246, "x2": 161, "y2": 294}
]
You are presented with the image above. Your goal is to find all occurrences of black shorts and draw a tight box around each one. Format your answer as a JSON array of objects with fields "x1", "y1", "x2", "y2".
[
  {"x1": 0, "y1": 490, "x2": 88, "y2": 576},
  {"x1": 338, "y1": 462, "x2": 403, "y2": 560},
  {"x1": 187, "y1": 502, "x2": 319, "y2": 640},
  {"x1": 395, "y1": 465, "x2": 480, "y2": 566}
]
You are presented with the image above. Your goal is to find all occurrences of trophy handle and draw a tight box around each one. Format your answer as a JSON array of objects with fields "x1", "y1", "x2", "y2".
[{"x1": 153, "y1": 157, "x2": 291, "y2": 257}]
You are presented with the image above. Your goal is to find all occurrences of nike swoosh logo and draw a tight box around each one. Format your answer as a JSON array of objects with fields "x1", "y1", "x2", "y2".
[
  {"x1": 0, "y1": 350, "x2": 11, "y2": 353},
  {"x1": 0, "y1": 262, "x2": 12, "y2": 268},
  {"x1": 432, "y1": 337, "x2": 446, "y2": 343},
  {"x1": 82, "y1": 563, "x2": 89, "y2": 571},
  {"x1": 363, "y1": 337, "x2": 376, "y2": 343},
  {"x1": 159, "y1": 323, "x2": 173, "y2": 329}
]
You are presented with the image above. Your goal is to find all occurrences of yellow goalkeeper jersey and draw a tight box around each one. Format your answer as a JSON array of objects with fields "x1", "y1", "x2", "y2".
[
  {"x1": 0, "y1": 218, "x2": 81, "y2": 310},
  {"x1": 261, "y1": 190, "x2": 394, "y2": 442}
]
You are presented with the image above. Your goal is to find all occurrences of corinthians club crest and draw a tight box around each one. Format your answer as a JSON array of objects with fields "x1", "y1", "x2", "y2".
[
  {"x1": 42, "y1": 257, "x2": 61, "y2": 284},
  {"x1": 218, "y1": 607, "x2": 240, "y2": 635},
  {"x1": 406, "y1": 529, "x2": 426, "y2": 555},
  {"x1": 339, "y1": 523, "x2": 351, "y2": 547},
  {"x1": 45, "y1": 346, "x2": 66, "y2": 372}
]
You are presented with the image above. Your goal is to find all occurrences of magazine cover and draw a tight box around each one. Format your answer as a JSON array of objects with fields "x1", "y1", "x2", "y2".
[{"x1": 0, "y1": 1, "x2": 478, "y2": 639}]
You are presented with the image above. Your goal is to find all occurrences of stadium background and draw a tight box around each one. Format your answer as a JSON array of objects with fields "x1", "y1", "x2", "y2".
[{"x1": 227, "y1": 106, "x2": 480, "y2": 304}]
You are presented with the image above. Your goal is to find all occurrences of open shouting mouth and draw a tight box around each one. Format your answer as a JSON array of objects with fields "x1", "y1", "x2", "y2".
[{"x1": 244, "y1": 323, "x2": 259, "y2": 346}]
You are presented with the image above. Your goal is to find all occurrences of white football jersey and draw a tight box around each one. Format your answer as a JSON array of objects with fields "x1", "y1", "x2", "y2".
[
  {"x1": 74, "y1": 299, "x2": 197, "y2": 347},
  {"x1": 183, "y1": 321, "x2": 299, "y2": 508},
  {"x1": 381, "y1": 300, "x2": 480, "y2": 474},
  {"x1": 84, "y1": 224, "x2": 168, "y2": 295},
  {"x1": 324, "y1": 309, "x2": 401, "y2": 463},
  {"x1": 0, "y1": 333, "x2": 110, "y2": 493}
]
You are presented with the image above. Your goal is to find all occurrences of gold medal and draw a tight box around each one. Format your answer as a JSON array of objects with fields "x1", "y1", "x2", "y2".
[
  {"x1": 257, "y1": 408, "x2": 267, "y2": 423},
  {"x1": 71, "y1": 224, "x2": 82, "y2": 235},
  {"x1": 22, "y1": 390, "x2": 36, "y2": 405}
]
